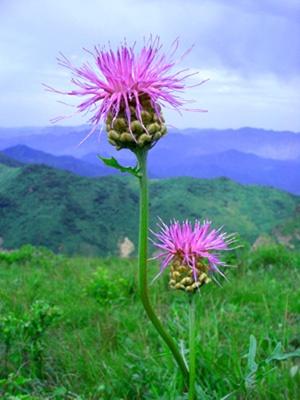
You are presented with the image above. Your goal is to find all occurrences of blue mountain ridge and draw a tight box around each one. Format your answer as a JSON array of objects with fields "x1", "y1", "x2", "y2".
[
  {"x1": 1, "y1": 126, "x2": 300, "y2": 160},
  {"x1": 2, "y1": 145, "x2": 112, "y2": 177},
  {"x1": 2, "y1": 144, "x2": 300, "y2": 195},
  {"x1": 1, "y1": 126, "x2": 300, "y2": 194}
]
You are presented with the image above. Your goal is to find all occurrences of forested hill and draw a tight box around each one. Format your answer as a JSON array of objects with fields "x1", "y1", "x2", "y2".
[{"x1": 0, "y1": 160, "x2": 299, "y2": 255}]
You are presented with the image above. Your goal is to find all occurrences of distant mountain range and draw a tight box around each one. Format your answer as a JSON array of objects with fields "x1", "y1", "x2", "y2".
[
  {"x1": 148, "y1": 149, "x2": 300, "y2": 194},
  {"x1": 0, "y1": 126, "x2": 90, "y2": 138},
  {"x1": 1, "y1": 126, "x2": 300, "y2": 160},
  {"x1": 2, "y1": 143, "x2": 300, "y2": 194},
  {"x1": 0, "y1": 152, "x2": 22, "y2": 168},
  {"x1": 82, "y1": 147, "x2": 300, "y2": 194},
  {"x1": 2, "y1": 145, "x2": 112, "y2": 177},
  {"x1": 0, "y1": 159, "x2": 299, "y2": 255},
  {"x1": 0, "y1": 126, "x2": 300, "y2": 194}
]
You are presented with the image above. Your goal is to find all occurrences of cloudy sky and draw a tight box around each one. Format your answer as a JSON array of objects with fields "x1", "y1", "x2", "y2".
[{"x1": 0, "y1": 0, "x2": 299, "y2": 130}]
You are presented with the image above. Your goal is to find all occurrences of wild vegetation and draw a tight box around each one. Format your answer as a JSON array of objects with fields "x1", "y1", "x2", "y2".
[
  {"x1": 1, "y1": 162, "x2": 299, "y2": 256},
  {"x1": 0, "y1": 244, "x2": 299, "y2": 399}
]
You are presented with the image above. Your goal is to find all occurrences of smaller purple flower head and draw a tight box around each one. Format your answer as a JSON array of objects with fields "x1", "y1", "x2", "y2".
[
  {"x1": 151, "y1": 219, "x2": 236, "y2": 292},
  {"x1": 46, "y1": 36, "x2": 207, "y2": 150}
]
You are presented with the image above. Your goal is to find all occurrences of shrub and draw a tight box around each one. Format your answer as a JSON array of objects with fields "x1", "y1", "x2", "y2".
[
  {"x1": 0, "y1": 301, "x2": 61, "y2": 380},
  {"x1": 85, "y1": 267, "x2": 130, "y2": 306},
  {"x1": 0, "y1": 245, "x2": 35, "y2": 264},
  {"x1": 248, "y1": 244, "x2": 298, "y2": 269},
  {"x1": 0, "y1": 245, "x2": 54, "y2": 266}
]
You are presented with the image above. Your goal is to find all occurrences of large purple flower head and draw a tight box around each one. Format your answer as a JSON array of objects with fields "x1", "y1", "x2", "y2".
[
  {"x1": 47, "y1": 36, "x2": 207, "y2": 150},
  {"x1": 151, "y1": 219, "x2": 236, "y2": 292}
]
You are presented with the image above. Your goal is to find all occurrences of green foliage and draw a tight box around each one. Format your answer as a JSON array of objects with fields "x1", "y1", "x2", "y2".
[
  {"x1": 99, "y1": 156, "x2": 141, "y2": 178},
  {"x1": 0, "y1": 163, "x2": 299, "y2": 255},
  {"x1": 0, "y1": 301, "x2": 61, "y2": 384},
  {"x1": 0, "y1": 373, "x2": 35, "y2": 399},
  {"x1": 0, "y1": 245, "x2": 57, "y2": 267},
  {"x1": 0, "y1": 245, "x2": 35, "y2": 264},
  {"x1": 273, "y1": 205, "x2": 300, "y2": 250},
  {"x1": 0, "y1": 245, "x2": 299, "y2": 399},
  {"x1": 85, "y1": 267, "x2": 131, "y2": 306},
  {"x1": 242, "y1": 335, "x2": 300, "y2": 395},
  {"x1": 266, "y1": 342, "x2": 300, "y2": 363},
  {"x1": 247, "y1": 244, "x2": 299, "y2": 269},
  {"x1": 245, "y1": 335, "x2": 258, "y2": 390},
  {"x1": 0, "y1": 371, "x2": 82, "y2": 400},
  {"x1": 0, "y1": 152, "x2": 22, "y2": 167}
]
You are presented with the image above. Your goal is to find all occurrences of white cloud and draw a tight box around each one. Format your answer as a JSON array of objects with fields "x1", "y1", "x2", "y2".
[{"x1": 0, "y1": 0, "x2": 299, "y2": 130}]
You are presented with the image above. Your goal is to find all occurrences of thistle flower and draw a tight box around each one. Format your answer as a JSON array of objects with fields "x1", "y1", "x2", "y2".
[
  {"x1": 46, "y1": 36, "x2": 207, "y2": 150},
  {"x1": 151, "y1": 219, "x2": 236, "y2": 293}
]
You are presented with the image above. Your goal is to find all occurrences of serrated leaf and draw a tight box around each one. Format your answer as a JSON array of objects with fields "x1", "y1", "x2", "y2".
[
  {"x1": 99, "y1": 156, "x2": 141, "y2": 178},
  {"x1": 266, "y1": 342, "x2": 300, "y2": 363}
]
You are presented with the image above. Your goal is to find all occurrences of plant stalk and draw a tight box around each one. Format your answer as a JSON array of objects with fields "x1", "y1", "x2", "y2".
[
  {"x1": 188, "y1": 295, "x2": 196, "y2": 400},
  {"x1": 136, "y1": 148, "x2": 189, "y2": 387}
]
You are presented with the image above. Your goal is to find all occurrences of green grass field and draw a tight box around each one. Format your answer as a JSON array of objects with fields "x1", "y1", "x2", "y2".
[{"x1": 0, "y1": 245, "x2": 299, "y2": 399}]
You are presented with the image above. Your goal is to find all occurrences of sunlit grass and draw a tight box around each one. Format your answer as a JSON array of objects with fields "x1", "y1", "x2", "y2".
[{"x1": 0, "y1": 245, "x2": 299, "y2": 399}]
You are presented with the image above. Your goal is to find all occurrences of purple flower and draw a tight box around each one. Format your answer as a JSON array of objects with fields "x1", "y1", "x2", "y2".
[
  {"x1": 46, "y1": 36, "x2": 207, "y2": 143},
  {"x1": 151, "y1": 219, "x2": 236, "y2": 291}
]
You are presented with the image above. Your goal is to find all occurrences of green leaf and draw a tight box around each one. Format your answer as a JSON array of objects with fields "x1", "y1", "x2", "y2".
[
  {"x1": 99, "y1": 156, "x2": 141, "y2": 178},
  {"x1": 53, "y1": 386, "x2": 68, "y2": 396},
  {"x1": 266, "y1": 342, "x2": 300, "y2": 363},
  {"x1": 220, "y1": 392, "x2": 237, "y2": 400},
  {"x1": 245, "y1": 335, "x2": 258, "y2": 389},
  {"x1": 195, "y1": 384, "x2": 210, "y2": 399}
]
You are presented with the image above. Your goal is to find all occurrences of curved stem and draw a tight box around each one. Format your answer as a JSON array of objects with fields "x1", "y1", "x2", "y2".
[
  {"x1": 188, "y1": 295, "x2": 196, "y2": 400},
  {"x1": 136, "y1": 148, "x2": 189, "y2": 387}
]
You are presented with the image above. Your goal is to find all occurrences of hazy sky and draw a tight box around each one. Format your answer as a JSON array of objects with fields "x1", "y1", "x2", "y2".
[{"x1": 0, "y1": 0, "x2": 299, "y2": 130}]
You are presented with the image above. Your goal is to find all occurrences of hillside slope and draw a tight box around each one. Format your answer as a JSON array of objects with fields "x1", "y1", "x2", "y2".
[
  {"x1": 0, "y1": 162, "x2": 298, "y2": 255},
  {"x1": 3, "y1": 144, "x2": 300, "y2": 195},
  {"x1": 2, "y1": 145, "x2": 111, "y2": 177},
  {"x1": 273, "y1": 205, "x2": 300, "y2": 250},
  {"x1": 0, "y1": 152, "x2": 23, "y2": 167},
  {"x1": 148, "y1": 149, "x2": 300, "y2": 194}
]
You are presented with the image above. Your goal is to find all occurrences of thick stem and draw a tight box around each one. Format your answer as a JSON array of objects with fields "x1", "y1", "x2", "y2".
[
  {"x1": 136, "y1": 149, "x2": 189, "y2": 387},
  {"x1": 188, "y1": 295, "x2": 196, "y2": 400}
]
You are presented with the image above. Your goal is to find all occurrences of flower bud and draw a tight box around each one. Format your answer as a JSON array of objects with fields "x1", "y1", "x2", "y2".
[
  {"x1": 120, "y1": 132, "x2": 134, "y2": 142},
  {"x1": 105, "y1": 95, "x2": 167, "y2": 150},
  {"x1": 160, "y1": 125, "x2": 167, "y2": 136},
  {"x1": 138, "y1": 133, "x2": 152, "y2": 146},
  {"x1": 169, "y1": 259, "x2": 211, "y2": 293},
  {"x1": 147, "y1": 123, "x2": 161, "y2": 135},
  {"x1": 108, "y1": 130, "x2": 120, "y2": 141},
  {"x1": 113, "y1": 117, "x2": 127, "y2": 131},
  {"x1": 141, "y1": 110, "x2": 152, "y2": 125},
  {"x1": 130, "y1": 120, "x2": 144, "y2": 134},
  {"x1": 154, "y1": 132, "x2": 162, "y2": 141}
]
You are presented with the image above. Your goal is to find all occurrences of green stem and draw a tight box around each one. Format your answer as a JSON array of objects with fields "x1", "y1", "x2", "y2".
[
  {"x1": 136, "y1": 148, "x2": 189, "y2": 387},
  {"x1": 188, "y1": 295, "x2": 196, "y2": 400}
]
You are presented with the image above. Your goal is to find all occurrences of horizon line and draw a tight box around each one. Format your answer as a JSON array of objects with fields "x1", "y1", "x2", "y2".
[{"x1": 0, "y1": 125, "x2": 299, "y2": 134}]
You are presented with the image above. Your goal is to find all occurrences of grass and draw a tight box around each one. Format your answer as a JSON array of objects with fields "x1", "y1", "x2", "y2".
[{"x1": 0, "y1": 245, "x2": 299, "y2": 399}]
